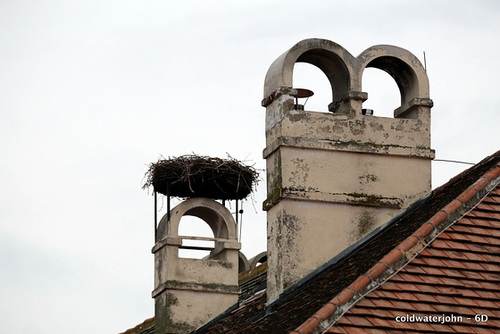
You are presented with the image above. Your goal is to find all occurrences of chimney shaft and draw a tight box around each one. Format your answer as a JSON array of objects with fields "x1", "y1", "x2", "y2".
[
  {"x1": 263, "y1": 39, "x2": 434, "y2": 301},
  {"x1": 152, "y1": 198, "x2": 241, "y2": 333}
]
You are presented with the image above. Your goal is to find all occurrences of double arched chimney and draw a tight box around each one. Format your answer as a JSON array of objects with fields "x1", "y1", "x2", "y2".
[{"x1": 262, "y1": 39, "x2": 434, "y2": 301}]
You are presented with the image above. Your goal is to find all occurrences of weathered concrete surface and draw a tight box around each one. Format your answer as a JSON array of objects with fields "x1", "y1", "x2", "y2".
[{"x1": 263, "y1": 39, "x2": 434, "y2": 302}]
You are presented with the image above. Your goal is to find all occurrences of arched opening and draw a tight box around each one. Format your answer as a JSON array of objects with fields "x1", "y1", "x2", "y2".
[
  {"x1": 359, "y1": 51, "x2": 429, "y2": 119},
  {"x1": 253, "y1": 255, "x2": 267, "y2": 266},
  {"x1": 249, "y1": 251, "x2": 268, "y2": 269},
  {"x1": 238, "y1": 252, "x2": 250, "y2": 273},
  {"x1": 361, "y1": 67, "x2": 400, "y2": 118},
  {"x1": 178, "y1": 215, "x2": 215, "y2": 259},
  {"x1": 292, "y1": 62, "x2": 332, "y2": 112}
]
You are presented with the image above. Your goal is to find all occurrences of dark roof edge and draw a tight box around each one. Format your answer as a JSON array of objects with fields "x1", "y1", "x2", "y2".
[
  {"x1": 118, "y1": 317, "x2": 155, "y2": 334},
  {"x1": 291, "y1": 159, "x2": 500, "y2": 334}
]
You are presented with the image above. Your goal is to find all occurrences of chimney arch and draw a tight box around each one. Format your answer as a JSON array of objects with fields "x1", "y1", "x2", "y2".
[
  {"x1": 157, "y1": 197, "x2": 237, "y2": 244},
  {"x1": 360, "y1": 67, "x2": 401, "y2": 118},
  {"x1": 358, "y1": 45, "x2": 432, "y2": 119},
  {"x1": 238, "y1": 251, "x2": 251, "y2": 273},
  {"x1": 263, "y1": 38, "x2": 359, "y2": 113},
  {"x1": 249, "y1": 251, "x2": 268, "y2": 269}
]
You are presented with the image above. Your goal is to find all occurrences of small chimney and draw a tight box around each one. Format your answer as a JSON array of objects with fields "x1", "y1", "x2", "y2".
[
  {"x1": 152, "y1": 198, "x2": 241, "y2": 333},
  {"x1": 145, "y1": 156, "x2": 258, "y2": 333},
  {"x1": 262, "y1": 39, "x2": 434, "y2": 301}
]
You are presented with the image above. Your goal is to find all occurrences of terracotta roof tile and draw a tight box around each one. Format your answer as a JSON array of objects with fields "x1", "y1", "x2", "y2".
[
  {"x1": 412, "y1": 222, "x2": 435, "y2": 240},
  {"x1": 336, "y1": 317, "x2": 353, "y2": 326},
  {"x1": 456, "y1": 187, "x2": 478, "y2": 204},
  {"x1": 408, "y1": 274, "x2": 447, "y2": 287},
  {"x1": 442, "y1": 199, "x2": 464, "y2": 215},
  {"x1": 488, "y1": 195, "x2": 500, "y2": 204},
  {"x1": 457, "y1": 216, "x2": 478, "y2": 225},
  {"x1": 366, "y1": 316, "x2": 394, "y2": 328},
  {"x1": 479, "y1": 219, "x2": 499, "y2": 228},
  {"x1": 413, "y1": 292, "x2": 441, "y2": 304},
  {"x1": 396, "y1": 271, "x2": 425, "y2": 283},
  {"x1": 361, "y1": 308, "x2": 395, "y2": 319},
  {"x1": 427, "y1": 210, "x2": 449, "y2": 228},
  {"x1": 342, "y1": 314, "x2": 375, "y2": 327},
  {"x1": 474, "y1": 307, "x2": 500, "y2": 317},
  {"x1": 415, "y1": 283, "x2": 442, "y2": 295},
  {"x1": 468, "y1": 210, "x2": 500, "y2": 220},
  {"x1": 421, "y1": 265, "x2": 449, "y2": 276},
  {"x1": 451, "y1": 223, "x2": 476, "y2": 233},
  {"x1": 368, "y1": 298, "x2": 397, "y2": 309},
  {"x1": 348, "y1": 275, "x2": 371, "y2": 294},
  {"x1": 365, "y1": 262, "x2": 388, "y2": 281},
  {"x1": 480, "y1": 262, "x2": 500, "y2": 272},
  {"x1": 444, "y1": 238, "x2": 472, "y2": 250},
  {"x1": 472, "y1": 175, "x2": 494, "y2": 193},
  {"x1": 394, "y1": 300, "x2": 433, "y2": 312},
  {"x1": 325, "y1": 325, "x2": 365, "y2": 334},
  {"x1": 313, "y1": 302, "x2": 336, "y2": 322},
  {"x1": 466, "y1": 224, "x2": 500, "y2": 237},
  {"x1": 478, "y1": 328, "x2": 500, "y2": 334},
  {"x1": 343, "y1": 307, "x2": 366, "y2": 316},
  {"x1": 460, "y1": 250, "x2": 491, "y2": 262},
  {"x1": 427, "y1": 323, "x2": 454, "y2": 332},
  {"x1": 420, "y1": 256, "x2": 459, "y2": 268},
  {"x1": 476, "y1": 203, "x2": 497, "y2": 211},
  {"x1": 399, "y1": 263, "x2": 427, "y2": 275},
  {"x1": 119, "y1": 317, "x2": 154, "y2": 334},
  {"x1": 295, "y1": 316, "x2": 320, "y2": 334},
  {"x1": 467, "y1": 242, "x2": 498, "y2": 254},
  {"x1": 357, "y1": 297, "x2": 378, "y2": 308}
]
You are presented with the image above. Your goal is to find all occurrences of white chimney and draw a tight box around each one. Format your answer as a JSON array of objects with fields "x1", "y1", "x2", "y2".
[{"x1": 262, "y1": 39, "x2": 434, "y2": 301}]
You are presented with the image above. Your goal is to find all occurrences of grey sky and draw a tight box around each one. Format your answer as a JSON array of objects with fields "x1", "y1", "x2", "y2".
[{"x1": 1, "y1": 1, "x2": 499, "y2": 333}]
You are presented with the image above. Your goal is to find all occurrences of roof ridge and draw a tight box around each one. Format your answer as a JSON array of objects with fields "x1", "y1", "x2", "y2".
[
  {"x1": 290, "y1": 162, "x2": 500, "y2": 334},
  {"x1": 118, "y1": 317, "x2": 155, "y2": 334}
]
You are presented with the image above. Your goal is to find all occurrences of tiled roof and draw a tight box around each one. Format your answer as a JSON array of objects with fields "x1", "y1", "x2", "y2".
[
  {"x1": 124, "y1": 150, "x2": 500, "y2": 334},
  {"x1": 238, "y1": 262, "x2": 268, "y2": 302},
  {"x1": 119, "y1": 317, "x2": 154, "y2": 334},
  {"x1": 301, "y1": 185, "x2": 500, "y2": 333}
]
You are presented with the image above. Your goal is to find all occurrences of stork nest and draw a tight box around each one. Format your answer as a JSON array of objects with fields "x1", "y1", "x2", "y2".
[{"x1": 143, "y1": 155, "x2": 259, "y2": 200}]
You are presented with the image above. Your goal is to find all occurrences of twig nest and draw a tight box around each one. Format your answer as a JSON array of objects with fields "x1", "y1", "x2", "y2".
[{"x1": 143, "y1": 155, "x2": 259, "y2": 200}]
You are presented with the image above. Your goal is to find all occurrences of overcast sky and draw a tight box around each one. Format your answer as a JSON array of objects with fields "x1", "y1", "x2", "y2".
[{"x1": 1, "y1": 1, "x2": 499, "y2": 333}]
